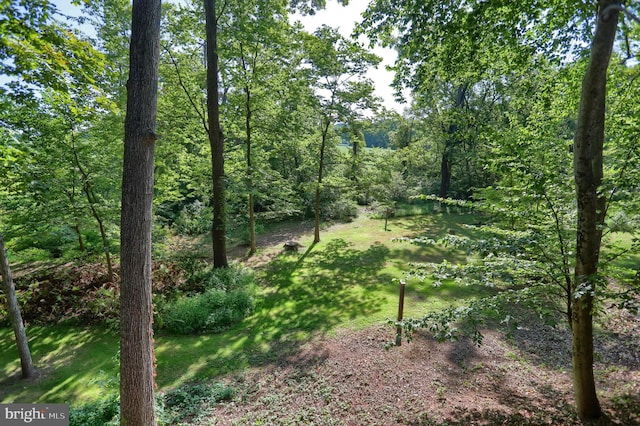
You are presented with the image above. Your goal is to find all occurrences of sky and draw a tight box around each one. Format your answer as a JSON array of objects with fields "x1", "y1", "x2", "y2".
[
  {"x1": 291, "y1": 1, "x2": 407, "y2": 113},
  {"x1": 51, "y1": 0, "x2": 406, "y2": 113}
]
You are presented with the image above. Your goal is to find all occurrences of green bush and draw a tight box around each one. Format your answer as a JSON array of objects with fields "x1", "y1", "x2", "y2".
[
  {"x1": 322, "y1": 198, "x2": 359, "y2": 222},
  {"x1": 70, "y1": 394, "x2": 119, "y2": 426},
  {"x1": 69, "y1": 381, "x2": 235, "y2": 426},
  {"x1": 157, "y1": 264, "x2": 256, "y2": 334},
  {"x1": 174, "y1": 201, "x2": 212, "y2": 236},
  {"x1": 159, "y1": 288, "x2": 254, "y2": 334},
  {"x1": 163, "y1": 381, "x2": 235, "y2": 423},
  {"x1": 179, "y1": 261, "x2": 256, "y2": 294}
]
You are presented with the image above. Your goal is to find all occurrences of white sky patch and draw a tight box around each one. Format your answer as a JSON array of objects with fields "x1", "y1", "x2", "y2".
[
  {"x1": 50, "y1": 0, "x2": 406, "y2": 113},
  {"x1": 291, "y1": 1, "x2": 407, "y2": 113}
]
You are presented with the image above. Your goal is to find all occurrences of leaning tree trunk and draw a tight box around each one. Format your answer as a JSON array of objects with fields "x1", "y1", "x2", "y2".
[
  {"x1": 571, "y1": 1, "x2": 619, "y2": 420},
  {"x1": 119, "y1": 0, "x2": 161, "y2": 423},
  {"x1": 205, "y1": 0, "x2": 228, "y2": 268},
  {"x1": 0, "y1": 234, "x2": 35, "y2": 379},
  {"x1": 70, "y1": 131, "x2": 114, "y2": 279}
]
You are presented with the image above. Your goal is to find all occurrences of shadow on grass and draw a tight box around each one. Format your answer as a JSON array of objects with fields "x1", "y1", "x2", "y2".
[
  {"x1": 393, "y1": 212, "x2": 480, "y2": 239},
  {"x1": 155, "y1": 238, "x2": 394, "y2": 387},
  {"x1": 0, "y1": 326, "x2": 118, "y2": 403}
]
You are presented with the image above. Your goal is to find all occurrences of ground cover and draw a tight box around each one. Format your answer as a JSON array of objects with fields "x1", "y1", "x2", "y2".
[{"x1": 0, "y1": 210, "x2": 638, "y2": 424}]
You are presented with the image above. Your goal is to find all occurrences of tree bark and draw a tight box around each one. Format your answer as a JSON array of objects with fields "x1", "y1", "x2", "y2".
[
  {"x1": 205, "y1": 0, "x2": 229, "y2": 268},
  {"x1": 314, "y1": 118, "x2": 331, "y2": 244},
  {"x1": 0, "y1": 234, "x2": 35, "y2": 379},
  {"x1": 245, "y1": 84, "x2": 256, "y2": 255},
  {"x1": 571, "y1": 1, "x2": 619, "y2": 419},
  {"x1": 119, "y1": 0, "x2": 161, "y2": 423},
  {"x1": 73, "y1": 223, "x2": 86, "y2": 252}
]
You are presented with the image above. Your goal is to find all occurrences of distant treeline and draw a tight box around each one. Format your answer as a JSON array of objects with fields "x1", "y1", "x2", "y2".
[{"x1": 339, "y1": 119, "x2": 397, "y2": 148}]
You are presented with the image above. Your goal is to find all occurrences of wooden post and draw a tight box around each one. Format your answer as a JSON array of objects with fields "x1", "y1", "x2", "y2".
[{"x1": 395, "y1": 280, "x2": 406, "y2": 346}]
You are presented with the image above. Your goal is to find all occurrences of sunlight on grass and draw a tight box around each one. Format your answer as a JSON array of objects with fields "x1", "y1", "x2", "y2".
[
  {"x1": 0, "y1": 326, "x2": 119, "y2": 404},
  {"x1": 1, "y1": 211, "x2": 506, "y2": 405}
]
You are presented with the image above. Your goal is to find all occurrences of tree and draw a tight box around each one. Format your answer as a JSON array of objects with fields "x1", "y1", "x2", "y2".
[
  {"x1": 0, "y1": 0, "x2": 102, "y2": 96},
  {"x1": 204, "y1": 0, "x2": 228, "y2": 268},
  {"x1": 1, "y1": 0, "x2": 115, "y2": 263},
  {"x1": 0, "y1": 233, "x2": 35, "y2": 379},
  {"x1": 304, "y1": 25, "x2": 380, "y2": 243},
  {"x1": 359, "y1": 0, "x2": 636, "y2": 418},
  {"x1": 119, "y1": 0, "x2": 161, "y2": 423},
  {"x1": 571, "y1": 3, "x2": 619, "y2": 417},
  {"x1": 220, "y1": 0, "x2": 293, "y2": 254}
]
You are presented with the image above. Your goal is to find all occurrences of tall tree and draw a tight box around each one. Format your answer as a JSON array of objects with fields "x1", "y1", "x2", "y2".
[
  {"x1": 0, "y1": 233, "x2": 35, "y2": 379},
  {"x1": 220, "y1": 0, "x2": 292, "y2": 254},
  {"x1": 305, "y1": 25, "x2": 380, "y2": 243},
  {"x1": 571, "y1": 2, "x2": 619, "y2": 417},
  {"x1": 205, "y1": 0, "x2": 228, "y2": 268},
  {"x1": 119, "y1": 0, "x2": 161, "y2": 423},
  {"x1": 359, "y1": 0, "x2": 635, "y2": 418},
  {"x1": 438, "y1": 84, "x2": 467, "y2": 198}
]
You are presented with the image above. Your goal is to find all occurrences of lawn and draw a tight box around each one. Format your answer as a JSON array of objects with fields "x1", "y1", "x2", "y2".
[{"x1": 1, "y1": 210, "x2": 486, "y2": 405}]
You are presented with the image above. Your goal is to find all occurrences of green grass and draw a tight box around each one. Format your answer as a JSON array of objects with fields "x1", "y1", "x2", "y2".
[
  {"x1": 0, "y1": 326, "x2": 119, "y2": 403},
  {"x1": 0, "y1": 211, "x2": 495, "y2": 405}
]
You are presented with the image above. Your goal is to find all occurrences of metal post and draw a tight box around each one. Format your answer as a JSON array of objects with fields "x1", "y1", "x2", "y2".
[{"x1": 395, "y1": 280, "x2": 406, "y2": 346}]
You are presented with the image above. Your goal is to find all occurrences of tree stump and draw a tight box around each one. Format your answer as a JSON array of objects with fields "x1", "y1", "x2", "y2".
[{"x1": 283, "y1": 241, "x2": 303, "y2": 252}]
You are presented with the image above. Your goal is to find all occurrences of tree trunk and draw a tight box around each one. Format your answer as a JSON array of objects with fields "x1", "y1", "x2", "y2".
[
  {"x1": 438, "y1": 147, "x2": 452, "y2": 198},
  {"x1": 246, "y1": 85, "x2": 256, "y2": 255},
  {"x1": 571, "y1": 1, "x2": 619, "y2": 419},
  {"x1": 438, "y1": 84, "x2": 467, "y2": 198},
  {"x1": 119, "y1": 0, "x2": 161, "y2": 423},
  {"x1": 0, "y1": 234, "x2": 35, "y2": 379},
  {"x1": 205, "y1": 0, "x2": 228, "y2": 268},
  {"x1": 71, "y1": 132, "x2": 114, "y2": 280},
  {"x1": 84, "y1": 185, "x2": 114, "y2": 280},
  {"x1": 73, "y1": 223, "x2": 86, "y2": 252},
  {"x1": 351, "y1": 133, "x2": 359, "y2": 184},
  {"x1": 314, "y1": 118, "x2": 331, "y2": 244}
]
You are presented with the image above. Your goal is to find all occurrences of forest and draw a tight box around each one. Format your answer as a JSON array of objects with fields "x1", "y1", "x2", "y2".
[{"x1": 0, "y1": 0, "x2": 639, "y2": 424}]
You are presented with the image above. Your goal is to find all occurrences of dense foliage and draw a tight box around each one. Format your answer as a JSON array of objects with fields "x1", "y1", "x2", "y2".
[{"x1": 1, "y1": 0, "x2": 640, "y2": 421}]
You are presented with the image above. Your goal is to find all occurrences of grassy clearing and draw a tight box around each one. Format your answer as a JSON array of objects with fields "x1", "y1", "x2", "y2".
[
  {"x1": 0, "y1": 326, "x2": 119, "y2": 403},
  {"x1": 1, "y1": 211, "x2": 497, "y2": 405}
]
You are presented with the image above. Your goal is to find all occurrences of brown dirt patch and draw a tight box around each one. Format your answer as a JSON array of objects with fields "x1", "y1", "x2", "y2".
[{"x1": 203, "y1": 309, "x2": 639, "y2": 425}]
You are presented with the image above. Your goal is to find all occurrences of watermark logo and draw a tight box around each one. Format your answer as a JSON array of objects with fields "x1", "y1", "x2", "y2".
[{"x1": 0, "y1": 404, "x2": 68, "y2": 425}]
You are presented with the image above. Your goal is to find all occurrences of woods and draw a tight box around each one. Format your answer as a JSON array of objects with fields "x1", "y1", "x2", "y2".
[{"x1": 1, "y1": 0, "x2": 639, "y2": 424}]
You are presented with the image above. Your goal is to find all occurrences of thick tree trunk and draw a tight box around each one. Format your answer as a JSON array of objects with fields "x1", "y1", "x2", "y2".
[
  {"x1": 438, "y1": 148, "x2": 452, "y2": 198},
  {"x1": 0, "y1": 234, "x2": 35, "y2": 379},
  {"x1": 205, "y1": 0, "x2": 228, "y2": 268},
  {"x1": 119, "y1": 0, "x2": 161, "y2": 423},
  {"x1": 438, "y1": 84, "x2": 466, "y2": 198},
  {"x1": 571, "y1": 1, "x2": 619, "y2": 420}
]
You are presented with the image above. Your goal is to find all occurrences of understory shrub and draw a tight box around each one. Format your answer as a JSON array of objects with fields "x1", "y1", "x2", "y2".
[
  {"x1": 173, "y1": 200, "x2": 212, "y2": 236},
  {"x1": 69, "y1": 381, "x2": 235, "y2": 426},
  {"x1": 322, "y1": 198, "x2": 359, "y2": 222},
  {"x1": 162, "y1": 382, "x2": 236, "y2": 424},
  {"x1": 156, "y1": 264, "x2": 256, "y2": 334},
  {"x1": 70, "y1": 393, "x2": 119, "y2": 426}
]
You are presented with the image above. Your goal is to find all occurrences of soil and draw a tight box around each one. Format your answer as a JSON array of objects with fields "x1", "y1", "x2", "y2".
[
  {"x1": 206, "y1": 309, "x2": 640, "y2": 425},
  {"x1": 206, "y1": 220, "x2": 640, "y2": 425}
]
